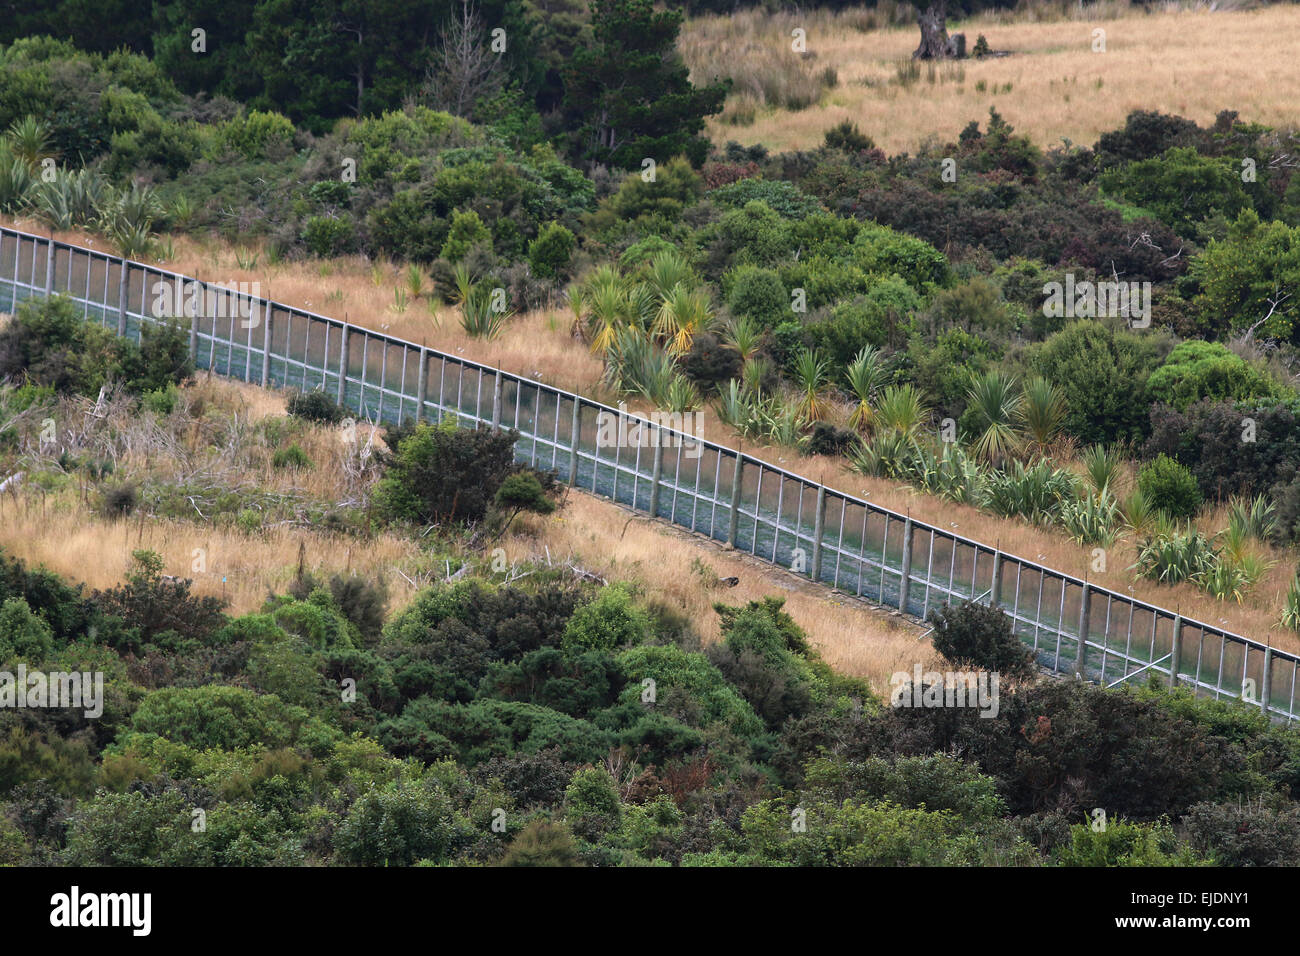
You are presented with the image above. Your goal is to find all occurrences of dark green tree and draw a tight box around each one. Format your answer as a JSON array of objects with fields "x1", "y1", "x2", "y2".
[{"x1": 560, "y1": 0, "x2": 727, "y2": 170}]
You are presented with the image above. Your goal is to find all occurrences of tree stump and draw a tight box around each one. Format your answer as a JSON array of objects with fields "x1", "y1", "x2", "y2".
[{"x1": 913, "y1": 1, "x2": 954, "y2": 60}]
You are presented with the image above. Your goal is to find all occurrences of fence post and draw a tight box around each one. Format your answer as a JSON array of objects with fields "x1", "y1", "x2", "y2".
[
  {"x1": 1259, "y1": 647, "x2": 1272, "y2": 715},
  {"x1": 1075, "y1": 582, "x2": 1091, "y2": 680},
  {"x1": 336, "y1": 324, "x2": 349, "y2": 405},
  {"x1": 990, "y1": 547, "x2": 1003, "y2": 607},
  {"x1": 188, "y1": 294, "x2": 198, "y2": 360},
  {"x1": 415, "y1": 347, "x2": 428, "y2": 423},
  {"x1": 44, "y1": 237, "x2": 54, "y2": 295},
  {"x1": 898, "y1": 514, "x2": 914, "y2": 614},
  {"x1": 116, "y1": 260, "x2": 128, "y2": 337},
  {"x1": 725, "y1": 454, "x2": 744, "y2": 549},
  {"x1": 260, "y1": 302, "x2": 272, "y2": 388},
  {"x1": 567, "y1": 398, "x2": 581, "y2": 485},
  {"x1": 649, "y1": 434, "x2": 664, "y2": 519},
  {"x1": 810, "y1": 485, "x2": 826, "y2": 582},
  {"x1": 1169, "y1": 614, "x2": 1183, "y2": 688},
  {"x1": 491, "y1": 370, "x2": 502, "y2": 428}
]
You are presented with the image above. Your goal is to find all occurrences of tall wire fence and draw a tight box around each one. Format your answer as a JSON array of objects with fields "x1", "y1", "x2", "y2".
[{"x1": 2, "y1": 223, "x2": 1296, "y2": 722}]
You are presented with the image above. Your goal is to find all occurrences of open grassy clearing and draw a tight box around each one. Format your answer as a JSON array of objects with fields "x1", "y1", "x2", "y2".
[{"x1": 682, "y1": 3, "x2": 1300, "y2": 155}]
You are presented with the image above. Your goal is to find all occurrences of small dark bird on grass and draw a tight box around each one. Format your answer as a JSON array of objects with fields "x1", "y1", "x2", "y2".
[{"x1": 720, "y1": 576, "x2": 740, "y2": 587}]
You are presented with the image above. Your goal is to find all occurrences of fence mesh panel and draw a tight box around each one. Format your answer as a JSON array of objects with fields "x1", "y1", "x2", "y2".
[{"x1": 2, "y1": 225, "x2": 1294, "y2": 721}]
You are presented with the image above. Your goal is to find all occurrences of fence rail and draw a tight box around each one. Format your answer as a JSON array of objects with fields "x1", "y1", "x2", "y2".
[{"x1": 2, "y1": 224, "x2": 1295, "y2": 722}]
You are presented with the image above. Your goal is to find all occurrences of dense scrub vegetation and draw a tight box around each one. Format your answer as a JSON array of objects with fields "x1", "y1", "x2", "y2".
[
  {"x1": 4, "y1": 528, "x2": 1300, "y2": 866},
  {"x1": 3, "y1": 356, "x2": 1300, "y2": 867},
  {"x1": 6, "y1": 1, "x2": 1300, "y2": 868}
]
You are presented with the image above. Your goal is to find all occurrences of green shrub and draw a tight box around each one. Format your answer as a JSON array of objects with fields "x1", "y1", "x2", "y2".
[
  {"x1": 286, "y1": 389, "x2": 345, "y2": 425},
  {"x1": 372, "y1": 420, "x2": 518, "y2": 525},
  {"x1": 0, "y1": 596, "x2": 55, "y2": 662},
  {"x1": 1055, "y1": 818, "x2": 1204, "y2": 866},
  {"x1": 562, "y1": 585, "x2": 651, "y2": 652},
  {"x1": 1146, "y1": 340, "x2": 1289, "y2": 411},
  {"x1": 214, "y1": 110, "x2": 295, "y2": 161},
  {"x1": 1026, "y1": 320, "x2": 1165, "y2": 445},
  {"x1": 823, "y1": 120, "x2": 876, "y2": 152},
  {"x1": 140, "y1": 382, "x2": 180, "y2": 415},
  {"x1": 526, "y1": 221, "x2": 576, "y2": 279},
  {"x1": 98, "y1": 483, "x2": 139, "y2": 520},
  {"x1": 1181, "y1": 801, "x2": 1300, "y2": 866},
  {"x1": 271, "y1": 443, "x2": 313, "y2": 470},
  {"x1": 927, "y1": 600, "x2": 1035, "y2": 682},
  {"x1": 128, "y1": 685, "x2": 338, "y2": 753},
  {"x1": 440, "y1": 209, "x2": 492, "y2": 262},
  {"x1": 500, "y1": 820, "x2": 581, "y2": 866},
  {"x1": 724, "y1": 265, "x2": 787, "y2": 326},
  {"x1": 710, "y1": 178, "x2": 823, "y2": 219},
  {"x1": 1138, "y1": 453, "x2": 1202, "y2": 519},
  {"x1": 564, "y1": 766, "x2": 622, "y2": 841},
  {"x1": 334, "y1": 782, "x2": 471, "y2": 866},
  {"x1": 302, "y1": 215, "x2": 354, "y2": 257},
  {"x1": 616, "y1": 643, "x2": 763, "y2": 738}
]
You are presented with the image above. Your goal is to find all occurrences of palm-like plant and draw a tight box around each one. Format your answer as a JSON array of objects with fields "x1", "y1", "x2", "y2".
[
  {"x1": 966, "y1": 370, "x2": 1023, "y2": 466},
  {"x1": 1227, "y1": 494, "x2": 1277, "y2": 542},
  {"x1": 722, "y1": 314, "x2": 764, "y2": 363},
  {"x1": 460, "y1": 287, "x2": 511, "y2": 340},
  {"x1": 740, "y1": 356, "x2": 770, "y2": 397},
  {"x1": 715, "y1": 378, "x2": 753, "y2": 428},
  {"x1": 664, "y1": 374, "x2": 700, "y2": 413},
  {"x1": 1058, "y1": 488, "x2": 1121, "y2": 547},
  {"x1": 849, "y1": 428, "x2": 917, "y2": 479},
  {"x1": 450, "y1": 263, "x2": 476, "y2": 306},
  {"x1": 1282, "y1": 571, "x2": 1300, "y2": 632},
  {"x1": 1080, "y1": 443, "x2": 1124, "y2": 498},
  {"x1": 654, "y1": 284, "x2": 713, "y2": 356},
  {"x1": 565, "y1": 284, "x2": 586, "y2": 339},
  {"x1": 1133, "y1": 529, "x2": 1218, "y2": 585},
  {"x1": 405, "y1": 264, "x2": 426, "y2": 300},
  {"x1": 586, "y1": 279, "x2": 630, "y2": 354},
  {"x1": 454, "y1": 267, "x2": 511, "y2": 340},
  {"x1": 1020, "y1": 375, "x2": 1067, "y2": 457},
  {"x1": 645, "y1": 249, "x2": 693, "y2": 300},
  {"x1": 982, "y1": 459, "x2": 1077, "y2": 525},
  {"x1": 605, "y1": 325, "x2": 675, "y2": 402},
  {"x1": 873, "y1": 384, "x2": 929, "y2": 442},
  {"x1": 96, "y1": 183, "x2": 161, "y2": 259},
  {"x1": 6, "y1": 116, "x2": 52, "y2": 168},
  {"x1": 792, "y1": 347, "x2": 833, "y2": 423},
  {"x1": 1118, "y1": 488, "x2": 1157, "y2": 539},
  {"x1": 34, "y1": 167, "x2": 106, "y2": 229},
  {"x1": 0, "y1": 142, "x2": 36, "y2": 213},
  {"x1": 845, "y1": 344, "x2": 887, "y2": 433}
]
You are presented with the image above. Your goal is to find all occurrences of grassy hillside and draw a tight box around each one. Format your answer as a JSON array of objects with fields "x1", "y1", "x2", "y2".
[{"x1": 684, "y1": 4, "x2": 1300, "y2": 154}]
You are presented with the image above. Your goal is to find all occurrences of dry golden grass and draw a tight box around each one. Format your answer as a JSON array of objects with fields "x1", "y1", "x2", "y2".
[
  {"x1": 0, "y1": 373, "x2": 931, "y2": 692},
  {"x1": 0, "y1": 489, "x2": 430, "y2": 619},
  {"x1": 0, "y1": 474, "x2": 934, "y2": 693},
  {"x1": 683, "y1": 4, "x2": 1300, "y2": 155},
  {"x1": 506, "y1": 492, "x2": 937, "y2": 694},
  {"x1": 2, "y1": 214, "x2": 607, "y2": 398}
]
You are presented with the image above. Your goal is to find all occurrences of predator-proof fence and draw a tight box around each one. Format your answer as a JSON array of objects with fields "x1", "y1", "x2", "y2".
[{"x1": 2, "y1": 225, "x2": 1295, "y2": 722}]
